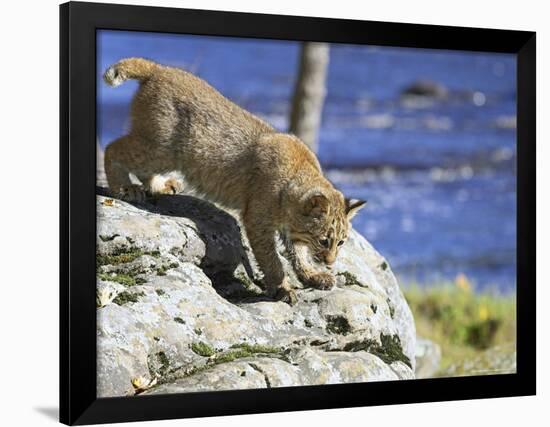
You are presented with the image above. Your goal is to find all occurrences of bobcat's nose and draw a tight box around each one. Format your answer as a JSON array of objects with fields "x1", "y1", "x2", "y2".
[{"x1": 324, "y1": 254, "x2": 336, "y2": 265}]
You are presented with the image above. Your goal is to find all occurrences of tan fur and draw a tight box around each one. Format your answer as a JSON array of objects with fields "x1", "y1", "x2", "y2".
[{"x1": 103, "y1": 58, "x2": 365, "y2": 304}]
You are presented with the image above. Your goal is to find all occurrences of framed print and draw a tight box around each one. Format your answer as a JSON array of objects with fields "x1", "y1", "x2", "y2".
[{"x1": 60, "y1": 1, "x2": 536, "y2": 424}]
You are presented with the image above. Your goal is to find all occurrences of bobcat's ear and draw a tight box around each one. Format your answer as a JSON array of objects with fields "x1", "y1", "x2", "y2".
[
  {"x1": 304, "y1": 193, "x2": 329, "y2": 218},
  {"x1": 345, "y1": 198, "x2": 366, "y2": 219}
]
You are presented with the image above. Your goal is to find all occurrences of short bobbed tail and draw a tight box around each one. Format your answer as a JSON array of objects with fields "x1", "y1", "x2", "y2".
[{"x1": 103, "y1": 57, "x2": 159, "y2": 87}]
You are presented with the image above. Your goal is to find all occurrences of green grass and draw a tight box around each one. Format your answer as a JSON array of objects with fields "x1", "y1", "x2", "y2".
[{"x1": 403, "y1": 278, "x2": 516, "y2": 372}]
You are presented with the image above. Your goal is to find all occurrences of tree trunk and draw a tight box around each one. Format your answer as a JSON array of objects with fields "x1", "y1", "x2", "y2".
[{"x1": 289, "y1": 42, "x2": 330, "y2": 153}]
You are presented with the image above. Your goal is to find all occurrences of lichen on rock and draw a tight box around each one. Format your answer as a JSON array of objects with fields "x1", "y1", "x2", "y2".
[{"x1": 95, "y1": 190, "x2": 416, "y2": 397}]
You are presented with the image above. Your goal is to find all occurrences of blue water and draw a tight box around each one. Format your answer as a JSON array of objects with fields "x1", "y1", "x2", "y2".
[{"x1": 97, "y1": 30, "x2": 517, "y2": 293}]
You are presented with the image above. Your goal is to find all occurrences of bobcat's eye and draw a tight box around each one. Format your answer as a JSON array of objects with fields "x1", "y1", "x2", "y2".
[
  {"x1": 337, "y1": 240, "x2": 345, "y2": 247},
  {"x1": 319, "y1": 238, "x2": 329, "y2": 248}
]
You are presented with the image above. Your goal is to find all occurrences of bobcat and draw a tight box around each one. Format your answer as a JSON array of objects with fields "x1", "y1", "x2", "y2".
[{"x1": 103, "y1": 58, "x2": 365, "y2": 304}]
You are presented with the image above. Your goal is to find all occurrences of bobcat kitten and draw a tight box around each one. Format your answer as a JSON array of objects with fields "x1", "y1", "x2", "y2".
[{"x1": 103, "y1": 58, "x2": 365, "y2": 304}]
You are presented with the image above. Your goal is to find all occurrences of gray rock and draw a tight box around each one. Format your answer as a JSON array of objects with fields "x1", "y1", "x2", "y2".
[
  {"x1": 415, "y1": 337, "x2": 442, "y2": 378},
  {"x1": 95, "y1": 191, "x2": 416, "y2": 397}
]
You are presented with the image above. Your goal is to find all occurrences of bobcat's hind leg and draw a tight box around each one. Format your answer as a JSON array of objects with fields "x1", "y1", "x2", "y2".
[
  {"x1": 104, "y1": 135, "x2": 149, "y2": 202},
  {"x1": 147, "y1": 174, "x2": 185, "y2": 196}
]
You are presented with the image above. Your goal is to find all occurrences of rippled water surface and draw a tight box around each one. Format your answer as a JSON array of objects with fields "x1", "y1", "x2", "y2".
[{"x1": 97, "y1": 30, "x2": 517, "y2": 292}]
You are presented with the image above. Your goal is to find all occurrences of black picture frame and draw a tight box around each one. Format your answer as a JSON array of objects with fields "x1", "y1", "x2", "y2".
[{"x1": 60, "y1": 1, "x2": 536, "y2": 425}]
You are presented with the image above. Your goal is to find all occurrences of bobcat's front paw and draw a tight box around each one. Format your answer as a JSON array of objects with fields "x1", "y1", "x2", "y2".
[
  {"x1": 275, "y1": 287, "x2": 297, "y2": 306},
  {"x1": 267, "y1": 278, "x2": 297, "y2": 305},
  {"x1": 118, "y1": 185, "x2": 148, "y2": 202},
  {"x1": 307, "y1": 272, "x2": 335, "y2": 290}
]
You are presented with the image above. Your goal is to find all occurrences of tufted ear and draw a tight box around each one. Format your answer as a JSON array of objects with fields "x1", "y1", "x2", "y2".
[
  {"x1": 345, "y1": 198, "x2": 366, "y2": 219},
  {"x1": 304, "y1": 193, "x2": 329, "y2": 218}
]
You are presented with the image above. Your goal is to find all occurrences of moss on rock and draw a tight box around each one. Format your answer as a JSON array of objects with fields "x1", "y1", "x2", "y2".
[
  {"x1": 386, "y1": 298, "x2": 395, "y2": 318},
  {"x1": 191, "y1": 342, "x2": 216, "y2": 357},
  {"x1": 112, "y1": 290, "x2": 145, "y2": 306},
  {"x1": 229, "y1": 343, "x2": 280, "y2": 354},
  {"x1": 337, "y1": 271, "x2": 363, "y2": 287},
  {"x1": 156, "y1": 351, "x2": 170, "y2": 376},
  {"x1": 326, "y1": 315, "x2": 352, "y2": 335},
  {"x1": 213, "y1": 343, "x2": 282, "y2": 364},
  {"x1": 97, "y1": 246, "x2": 160, "y2": 267},
  {"x1": 342, "y1": 333, "x2": 411, "y2": 368},
  {"x1": 98, "y1": 272, "x2": 146, "y2": 287}
]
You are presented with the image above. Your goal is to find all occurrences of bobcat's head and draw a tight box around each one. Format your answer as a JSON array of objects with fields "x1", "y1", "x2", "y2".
[{"x1": 289, "y1": 189, "x2": 366, "y2": 265}]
